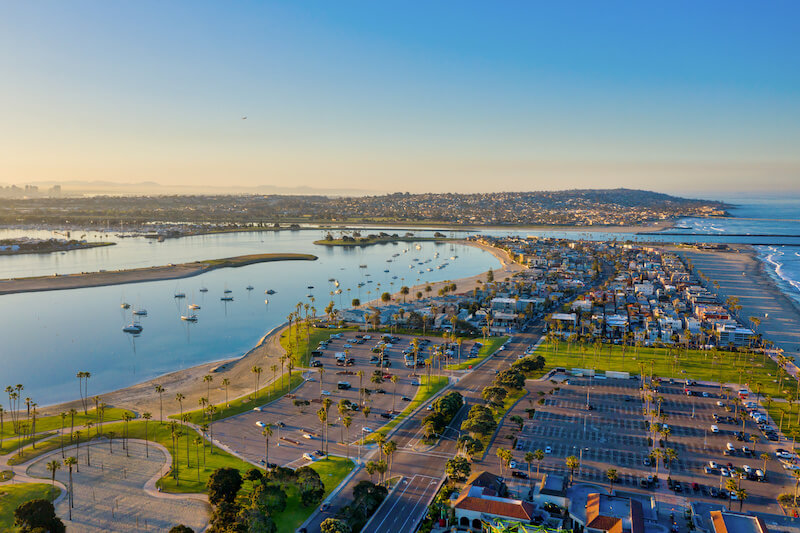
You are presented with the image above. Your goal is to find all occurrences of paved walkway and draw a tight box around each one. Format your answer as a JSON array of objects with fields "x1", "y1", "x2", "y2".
[{"x1": 23, "y1": 440, "x2": 209, "y2": 532}]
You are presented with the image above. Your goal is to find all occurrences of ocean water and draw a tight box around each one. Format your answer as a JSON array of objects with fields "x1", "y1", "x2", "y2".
[{"x1": 672, "y1": 196, "x2": 800, "y2": 306}]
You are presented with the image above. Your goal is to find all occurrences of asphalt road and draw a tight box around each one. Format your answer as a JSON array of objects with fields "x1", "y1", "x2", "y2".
[{"x1": 301, "y1": 326, "x2": 544, "y2": 533}]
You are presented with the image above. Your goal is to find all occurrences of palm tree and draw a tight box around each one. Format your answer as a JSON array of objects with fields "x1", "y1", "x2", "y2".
[
  {"x1": 69, "y1": 408, "x2": 77, "y2": 443},
  {"x1": 203, "y1": 374, "x2": 214, "y2": 405},
  {"x1": 317, "y1": 407, "x2": 327, "y2": 450},
  {"x1": 665, "y1": 448, "x2": 678, "y2": 477},
  {"x1": 85, "y1": 422, "x2": 93, "y2": 466},
  {"x1": 64, "y1": 456, "x2": 77, "y2": 519},
  {"x1": 142, "y1": 412, "x2": 152, "y2": 457},
  {"x1": 73, "y1": 430, "x2": 81, "y2": 472},
  {"x1": 123, "y1": 412, "x2": 133, "y2": 457},
  {"x1": 175, "y1": 393, "x2": 185, "y2": 425},
  {"x1": 343, "y1": 415, "x2": 352, "y2": 458},
  {"x1": 221, "y1": 378, "x2": 231, "y2": 407},
  {"x1": 725, "y1": 478, "x2": 738, "y2": 506},
  {"x1": 383, "y1": 440, "x2": 397, "y2": 480},
  {"x1": 533, "y1": 449, "x2": 545, "y2": 475},
  {"x1": 524, "y1": 452, "x2": 535, "y2": 486},
  {"x1": 193, "y1": 437, "x2": 202, "y2": 481},
  {"x1": 650, "y1": 448, "x2": 664, "y2": 477},
  {"x1": 734, "y1": 488, "x2": 748, "y2": 511},
  {"x1": 566, "y1": 455, "x2": 579, "y2": 484},
  {"x1": 357, "y1": 370, "x2": 365, "y2": 405},
  {"x1": 761, "y1": 452, "x2": 771, "y2": 476},
  {"x1": 262, "y1": 424, "x2": 273, "y2": 471},
  {"x1": 154, "y1": 384, "x2": 165, "y2": 423},
  {"x1": 59, "y1": 412, "x2": 67, "y2": 458},
  {"x1": 46, "y1": 459, "x2": 61, "y2": 486},
  {"x1": 251, "y1": 365, "x2": 263, "y2": 399},
  {"x1": 390, "y1": 376, "x2": 399, "y2": 413},
  {"x1": 606, "y1": 468, "x2": 619, "y2": 490}
]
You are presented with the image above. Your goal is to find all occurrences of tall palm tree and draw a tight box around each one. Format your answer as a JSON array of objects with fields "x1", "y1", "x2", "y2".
[
  {"x1": 524, "y1": 452, "x2": 535, "y2": 486},
  {"x1": 665, "y1": 448, "x2": 678, "y2": 477},
  {"x1": 357, "y1": 370, "x2": 365, "y2": 406},
  {"x1": 761, "y1": 452, "x2": 771, "y2": 476},
  {"x1": 207, "y1": 405, "x2": 217, "y2": 454},
  {"x1": 73, "y1": 430, "x2": 81, "y2": 472},
  {"x1": 383, "y1": 440, "x2": 397, "y2": 480},
  {"x1": 59, "y1": 412, "x2": 67, "y2": 458},
  {"x1": 64, "y1": 456, "x2": 77, "y2": 519},
  {"x1": 606, "y1": 468, "x2": 619, "y2": 490},
  {"x1": 154, "y1": 384, "x2": 165, "y2": 423},
  {"x1": 46, "y1": 459, "x2": 61, "y2": 486},
  {"x1": 566, "y1": 455, "x2": 579, "y2": 485},
  {"x1": 193, "y1": 437, "x2": 203, "y2": 481},
  {"x1": 262, "y1": 424, "x2": 273, "y2": 471},
  {"x1": 123, "y1": 412, "x2": 133, "y2": 457},
  {"x1": 203, "y1": 375, "x2": 213, "y2": 405},
  {"x1": 735, "y1": 488, "x2": 748, "y2": 511},
  {"x1": 69, "y1": 408, "x2": 77, "y2": 443},
  {"x1": 533, "y1": 449, "x2": 545, "y2": 475},
  {"x1": 391, "y1": 376, "x2": 399, "y2": 413},
  {"x1": 175, "y1": 393, "x2": 185, "y2": 425},
  {"x1": 142, "y1": 412, "x2": 152, "y2": 457},
  {"x1": 221, "y1": 378, "x2": 231, "y2": 407},
  {"x1": 85, "y1": 422, "x2": 93, "y2": 466},
  {"x1": 317, "y1": 407, "x2": 327, "y2": 451}
]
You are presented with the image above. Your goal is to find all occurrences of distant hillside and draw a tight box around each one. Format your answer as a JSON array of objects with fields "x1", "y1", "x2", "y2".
[{"x1": 0, "y1": 188, "x2": 728, "y2": 228}]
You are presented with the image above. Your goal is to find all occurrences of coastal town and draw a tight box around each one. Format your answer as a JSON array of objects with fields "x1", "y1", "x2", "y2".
[{"x1": 2, "y1": 230, "x2": 800, "y2": 533}]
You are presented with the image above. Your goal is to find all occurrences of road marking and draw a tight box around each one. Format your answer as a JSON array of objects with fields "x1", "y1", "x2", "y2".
[{"x1": 368, "y1": 474, "x2": 437, "y2": 532}]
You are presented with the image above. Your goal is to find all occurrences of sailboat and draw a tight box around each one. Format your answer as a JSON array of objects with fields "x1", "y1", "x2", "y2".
[
  {"x1": 123, "y1": 322, "x2": 143, "y2": 333},
  {"x1": 199, "y1": 287, "x2": 209, "y2": 293},
  {"x1": 133, "y1": 308, "x2": 148, "y2": 316},
  {"x1": 120, "y1": 302, "x2": 131, "y2": 309},
  {"x1": 181, "y1": 313, "x2": 198, "y2": 322},
  {"x1": 246, "y1": 285, "x2": 254, "y2": 291}
]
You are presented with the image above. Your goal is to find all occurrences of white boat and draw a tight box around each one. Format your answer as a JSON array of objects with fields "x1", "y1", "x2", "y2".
[
  {"x1": 133, "y1": 309, "x2": 148, "y2": 316},
  {"x1": 450, "y1": 256, "x2": 457, "y2": 260},
  {"x1": 120, "y1": 302, "x2": 131, "y2": 309},
  {"x1": 264, "y1": 299, "x2": 269, "y2": 304},
  {"x1": 334, "y1": 280, "x2": 340, "y2": 287},
  {"x1": 181, "y1": 314, "x2": 198, "y2": 322},
  {"x1": 415, "y1": 244, "x2": 422, "y2": 250},
  {"x1": 189, "y1": 303, "x2": 201, "y2": 310},
  {"x1": 122, "y1": 323, "x2": 143, "y2": 334}
]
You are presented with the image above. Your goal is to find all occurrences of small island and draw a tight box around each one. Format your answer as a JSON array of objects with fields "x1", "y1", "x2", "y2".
[
  {"x1": 314, "y1": 230, "x2": 453, "y2": 247},
  {"x1": 0, "y1": 252, "x2": 317, "y2": 295},
  {"x1": 0, "y1": 237, "x2": 115, "y2": 255}
]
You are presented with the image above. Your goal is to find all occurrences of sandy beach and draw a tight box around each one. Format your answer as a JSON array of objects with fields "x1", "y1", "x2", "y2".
[
  {"x1": 666, "y1": 244, "x2": 800, "y2": 359},
  {"x1": 0, "y1": 252, "x2": 317, "y2": 295},
  {"x1": 34, "y1": 240, "x2": 521, "y2": 417}
]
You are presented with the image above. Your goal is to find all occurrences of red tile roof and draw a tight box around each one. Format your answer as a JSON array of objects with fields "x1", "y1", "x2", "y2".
[{"x1": 453, "y1": 493, "x2": 535, "y2": 521}]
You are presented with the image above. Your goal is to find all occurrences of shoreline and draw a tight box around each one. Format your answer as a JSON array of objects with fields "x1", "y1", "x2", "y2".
[
  {"x1": 34, "y1": 240, "x2": 518, "y2": 416},
  {"x1": 666, "y1": 243, "x2": 800, "y2": 360},
  {"x1": 0, "y1": 252, "x2": 317, "y2": 295}
]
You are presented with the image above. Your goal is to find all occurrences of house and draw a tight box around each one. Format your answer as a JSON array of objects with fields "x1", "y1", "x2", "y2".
[
  {"x1": 715, "y1": 324, "x2": 755, "y2": 347},
  {"x1": 571, "y1": 493, "x2": 645, "y2": 533},
  {"x1": 452, "y1": 484, "x2": 537, "y2": 531},
  {"x1": 709, "y1": 511, "x2": 771, "y2": 533},
  {"x1": 531, "y1": 474, "x2": 567, "y2": 507}
]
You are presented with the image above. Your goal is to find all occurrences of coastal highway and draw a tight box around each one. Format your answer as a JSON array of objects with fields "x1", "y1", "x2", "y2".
[{"x1": 302, "y1": 327, "x2": 543, "y2": 533}]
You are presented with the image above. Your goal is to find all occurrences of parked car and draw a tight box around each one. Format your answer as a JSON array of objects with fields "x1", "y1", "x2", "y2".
[
  {"x1": 512, "y1": 471, "x2": 528, "y2": 479},
  {"x1": 711, "y1": 425, "x2": 719, "y2": 433}
]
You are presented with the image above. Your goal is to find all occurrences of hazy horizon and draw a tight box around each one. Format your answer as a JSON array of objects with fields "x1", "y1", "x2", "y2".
[{"x1": 2, "y1": 2, "x2": 799, "y2": 195}]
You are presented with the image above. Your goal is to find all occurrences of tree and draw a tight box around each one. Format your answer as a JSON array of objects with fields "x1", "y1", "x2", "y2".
[
  {"x1": 381, "y1": 292, "x2": 391, "y2": 303},
  {"x1": 14, "y1": 499, "x2": 65, "y2": 533},
  {"x1": 142, "y1": 411, "x2": 152, "y2": 457},
  {"x1": 155, "y1": 384, "x2": 165, "y2": 423},
  {"x1": 494, "y1": 368, "x2": 526, "y2": 390},
  {"x1": 524, "y1": 452, "x2": 535, "y2": 484},
  {"x1": 383, "y1": 440, "x2": 398, "y2": 480},
  {"x1": 207, "y1": 467, "x2": 243, "y2": 506},
  {"x1": 352, "y1": 298, "x2": 361, "y2": 308},
  {"x1": 46, "y1": 459, "x2": 61, "y2": 486},
  {"x1": 735, "y1": 488, "x2": 748, "y2": 511},
  {"x1": 446, "y1": 456, "x2": 471, "y2": 481},
  {"x1": 262, "y1": 424, "x2": 273, "y2": 471},
  {"x1": 566, "y1": 455, "x2": 579, "y2": 484},
  {"x1": 606, "y1": 468, "x2": 619, "y2": 490},
  {"x1": 296, "y1": 466, "x2": 325, "y2": 506},
  {"x1": 321, "y1": 518, "x2": 352, "y2": 533},
  {"x1": 169, "y1": 526, "x2": 195, "y2": 533},
  {"x1": 251, "y1": 484, "x2": 288, "y2": 515},
  {"x1": 64, "y1": 456, "x2": 77, "y2": 521},
  {"x1": 252, "y1": 365, "x2": 263, "y2": 399},
  {"x1": 533, "y1": 449, "x2": 545, "y2": 475}
]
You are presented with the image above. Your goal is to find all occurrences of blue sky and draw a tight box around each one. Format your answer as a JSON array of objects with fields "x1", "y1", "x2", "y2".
[{"x1": 1, "y1": 1, "x2": 798, "y2": 194}]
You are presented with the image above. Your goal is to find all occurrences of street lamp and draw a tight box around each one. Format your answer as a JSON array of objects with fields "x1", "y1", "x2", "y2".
[{"x1": 578, "y1": 447, "x2": 589, "y2": 477}]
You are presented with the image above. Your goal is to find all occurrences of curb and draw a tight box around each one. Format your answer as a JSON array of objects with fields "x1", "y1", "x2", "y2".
[{"x1": 360, "y1": 474, "x2": 406, "y2": 532}]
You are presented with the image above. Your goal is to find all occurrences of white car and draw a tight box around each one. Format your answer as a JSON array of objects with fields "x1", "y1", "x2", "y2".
[
  {"x1": 708, "y1": 460, "x2": 719, "y2": 469},
  {"x1": 362, "y1": 427, "x2": 372, "y2": 433},
  {"x1": 776, "y1": 450, "x2": 794, "y2": 459},
  {"x1": 716, "y1": 401, "x2": 724, "y2": 407},
  {"x1": 783, "y1": 464, "x2": 800, "y2": 471},
  {"x1": 343, "y1": 343, "x2": 352, "y2": 348},
  {"x1": 303, "y1": 453, "x2": 315, "y2": 461},
  {"x1": 545, "y1": 446, "x2": 552, "y2": 454},
  {"x1": 302, "y1": 433, "x2": 313, "y2": 439},
  {"x1": 255, "y1": 421, "x2": 266, "y2": 428},
  {"x1": 321, "y1": 390, "x2": 331, "y2": 396},
  {"x1": 702, "y1": 392, "x2": 710, "y2": 398},
  {"x1": 720, "y1": 467, "x2": 729, "y2": 477},
  {"x1": 710, "y1": 425, "x2": 719, "y2": 433},
  {"x1": 253, "y1": 407, "x2": 263, "y2": 412},
  {"x1": 743, "y1": 465, "x2": 752, "y2": 473},
  {"x1": 509, "y1": 460, "x2": 517, "y2": 469}
]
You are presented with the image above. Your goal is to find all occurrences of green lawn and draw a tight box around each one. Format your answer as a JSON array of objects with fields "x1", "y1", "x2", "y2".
[
  {"x1": 478, "y1": 388, "x2": 527, "y2": 450},
  {"x1": 281, "y1": 325, "x2": 355, "y2": 367},
  {"x1": 365, "y1": 374, "x2": 449, "y2": 443},
  {"x1": 0, "y1": 483, "x2": 60, "y2": 531},
  {"x1": 0, "y1": 407, "x2": 133, "y2": 440},
  {"x1": 175, "y1": 373, "x2": 304, "y2": 425},
  {"x1": 446, "y1": 336, "x2": 508, "y2": 370},
  {"x1": 539, "y1": 341, "x2": 787, "y2": 398},
  {"x1": 274, "y1": 456, "x2": 354, "y2": 533},
  {"x1": 0, "y1": 432, "x2": 55, "y2": 456}
]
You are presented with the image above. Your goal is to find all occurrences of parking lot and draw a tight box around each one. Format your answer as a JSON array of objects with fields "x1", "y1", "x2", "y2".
[
  {"x1": 213, "y1": 332, "x2": 476, "y2": 468},
  {"x1": 491, "y1": 374, "x2": 793, "y2": 514}
]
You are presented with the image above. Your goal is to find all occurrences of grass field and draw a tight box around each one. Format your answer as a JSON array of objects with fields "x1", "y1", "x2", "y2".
[
  {"x1": 365, "y1": 374, "x2": 449, "y2": 443},
  {"x1": 539, "y1": 341, "x2": 787, "y2": 398},
  {"x1": 280, "y1": 325, "x2": 355, "y2": 367},
  {"x1": 0, "y1": 483, "x2": 60, "y2": 530},
  {"x1": 274, "y1": 456, "x2": 354, "y2": 533},
  {"x1": 479, "y1": 388, "x2": 527, "y2": 451},
  {"x1": 176, "y1": 373, "x2": 304, "y2": 425},
  {"x1": 446, "y1": 336, "x2": 508, "y2": 370},
  {"x1": 0, "y1": 407, "x2": 134, "y2": 440},
  {"x1": 0, "y1": 432, "x2": 55, "y2": 456}
]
